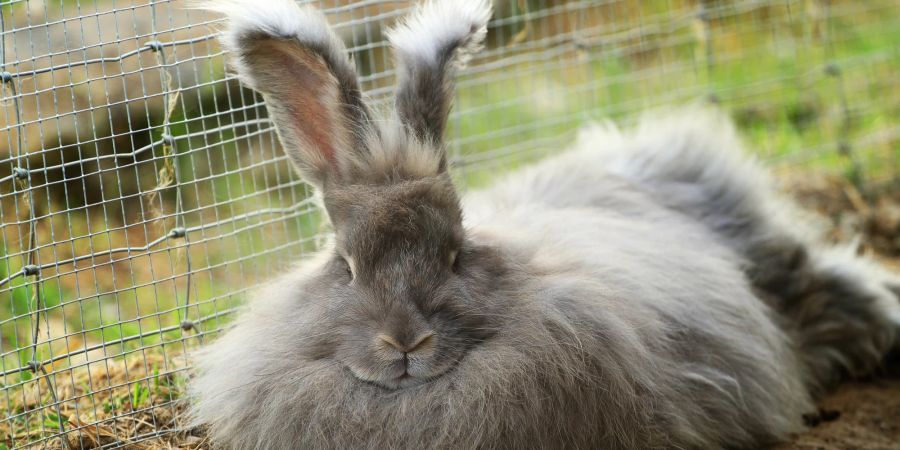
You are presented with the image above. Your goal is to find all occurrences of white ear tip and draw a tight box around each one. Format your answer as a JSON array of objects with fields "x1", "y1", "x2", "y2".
[
  {"x1": 387, "y1": 0, "x2": 493, "y2": 66},
  {"x1": 203, "y1": 0, "x2": 337, "y2": 52}
]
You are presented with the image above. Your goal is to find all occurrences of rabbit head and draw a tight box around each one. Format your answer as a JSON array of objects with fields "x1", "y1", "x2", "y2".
[{"x1": 206, "y1": 0, "x2": 494, "y2": 390}]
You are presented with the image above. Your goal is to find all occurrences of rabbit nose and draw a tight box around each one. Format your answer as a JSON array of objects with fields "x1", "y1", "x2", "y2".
[{"x1": 376, "y1": 331, "x2": 435, "y2": 354}]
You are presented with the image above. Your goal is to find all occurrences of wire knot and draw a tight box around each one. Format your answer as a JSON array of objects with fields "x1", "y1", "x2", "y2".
[
  {"x1": 180, "y1": 320, "x2": 195, "y2": 331},
  {"x1": 168, "y1": 227, "x2": 186, "y2": 239},
  {"x1": 145, "y1": 40, "x2": 165, "y2": 52},
  {"x1": 13, "y1": 167, "x2": 29, "y2": 180},
  {"x1": 23, "y1": 265, "x2": 40, "y2": 276},
  {"x1": 0, "y1": 72, "x2": 13, "y2": 84},
  {"x1": 27, "y1": 361, "x2": 42, "y2": 373}
]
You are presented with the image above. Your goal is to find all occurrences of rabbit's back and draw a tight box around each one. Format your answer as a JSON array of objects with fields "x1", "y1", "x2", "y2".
[
  {"x1": 475, "y1": 107, "x2": 899, "y2": 392},
  {"x1": 463, "y1": 107, "x2": 899, "y2": 447},
  {"x1": 467, "y1": 175, "x2": 813, "y2": 446}
]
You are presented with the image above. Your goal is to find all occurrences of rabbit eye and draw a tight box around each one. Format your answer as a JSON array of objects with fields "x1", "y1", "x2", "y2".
[{"x1": 340, "y1": 255, "x2": 355, "y2": 282}]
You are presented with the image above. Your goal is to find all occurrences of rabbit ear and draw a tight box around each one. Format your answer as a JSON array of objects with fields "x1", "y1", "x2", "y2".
[
  {"x1": 209, "y1": 0, "x2": 371, "y2": 188},
  {"x1": 387, "y1": 0, "x2": 492, "y2": 154}
]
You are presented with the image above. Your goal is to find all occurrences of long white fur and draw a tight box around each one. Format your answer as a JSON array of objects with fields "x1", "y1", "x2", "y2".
[
  {"x1": 201, "y1": 0, "x2": 348, "y2": 90},
  {"x1": 386, "y1": 0, "x2": 492, "y2": 68}
]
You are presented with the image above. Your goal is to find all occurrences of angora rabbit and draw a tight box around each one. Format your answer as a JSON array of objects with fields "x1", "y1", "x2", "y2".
[{"x1": 192, "y1": 0, "x2": 900, "y2": 448}]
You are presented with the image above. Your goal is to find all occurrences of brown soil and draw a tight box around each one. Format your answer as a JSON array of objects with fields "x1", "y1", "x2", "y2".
[{"x1": 776, "y1": 370, "x2": 900, "y2": 450}]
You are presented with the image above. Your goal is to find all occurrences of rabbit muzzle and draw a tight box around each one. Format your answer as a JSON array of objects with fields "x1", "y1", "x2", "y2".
[{"x1": 345, "y1": 330, "x2": 456, "y2": 389}]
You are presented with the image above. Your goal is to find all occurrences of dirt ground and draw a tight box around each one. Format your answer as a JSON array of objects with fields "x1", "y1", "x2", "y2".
[{"x1": 777, "y1": 370, "x2": 900, "y2": 450}]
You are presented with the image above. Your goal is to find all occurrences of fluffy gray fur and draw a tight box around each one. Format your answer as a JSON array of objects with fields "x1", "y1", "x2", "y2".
[{"x1": 191, "y1": 1, "x2": 900, "y2": 449}]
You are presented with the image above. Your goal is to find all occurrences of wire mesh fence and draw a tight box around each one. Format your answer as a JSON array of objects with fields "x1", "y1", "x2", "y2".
[{"x1": 0, "y1": 0, "x2": 896, "y2": 448}]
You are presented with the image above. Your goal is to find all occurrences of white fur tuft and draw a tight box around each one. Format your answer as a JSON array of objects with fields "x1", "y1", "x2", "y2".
[
  {"x1": 386, "y1": 0, "x2": 492, "y2": 68},
  {"x1": 201, "y1": 0, "x2": 347, "y2": 87}
]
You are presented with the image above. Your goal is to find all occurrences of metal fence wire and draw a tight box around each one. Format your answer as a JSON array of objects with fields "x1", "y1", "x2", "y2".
[{"x1": 0, "y1": 0, "x2": 897, "y2": 448}]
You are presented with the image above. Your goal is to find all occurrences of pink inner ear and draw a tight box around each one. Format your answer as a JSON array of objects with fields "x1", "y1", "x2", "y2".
[
  {"x1": 281, "y1": 47, "x2": 340, "y2": 165},
  {"x1": 250, "y1": 39, "x2": 343, "y2": 168}
]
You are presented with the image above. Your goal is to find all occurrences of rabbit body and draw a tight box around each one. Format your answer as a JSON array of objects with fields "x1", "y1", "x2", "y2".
[
  {"x1": 193, "y1": 109, "x2": 900, "y2": 449},
  {"x1": 196, "y1": 136, "x2": 805, "y2": 448},
  {"x1": 192, "y1": 1, "x2": 900, "y2": 448}
]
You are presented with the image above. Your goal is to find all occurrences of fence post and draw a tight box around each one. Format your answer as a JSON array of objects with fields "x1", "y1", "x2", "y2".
[
  {"x1": 818, "y1": 0, "x2": 864, "y2": 193},
  {"x1": 695, "y1": 3, "x2": 719, "y2": 104}
]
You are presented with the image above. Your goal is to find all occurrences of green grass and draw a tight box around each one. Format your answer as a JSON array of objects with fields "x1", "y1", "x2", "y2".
[{"x1": 454, "y1": 0, "x2": 898, "y2": 188}]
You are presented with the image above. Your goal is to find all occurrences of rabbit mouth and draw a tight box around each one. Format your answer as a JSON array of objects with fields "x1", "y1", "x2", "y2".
[{"x1": 349, "y1": 362, "x2": 458, "y2": 391}]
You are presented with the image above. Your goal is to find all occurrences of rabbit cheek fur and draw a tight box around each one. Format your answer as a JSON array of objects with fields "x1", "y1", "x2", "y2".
[{"x1": 193, "y1": 0, "x2": 900, "y2": 449}]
